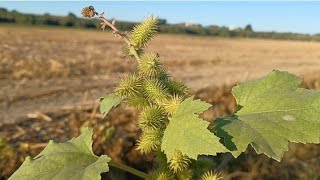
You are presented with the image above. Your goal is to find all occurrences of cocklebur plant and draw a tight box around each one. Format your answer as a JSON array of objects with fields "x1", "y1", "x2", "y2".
[{"x1": 9, "y1": 6, "x2": 320, "y2": 180}]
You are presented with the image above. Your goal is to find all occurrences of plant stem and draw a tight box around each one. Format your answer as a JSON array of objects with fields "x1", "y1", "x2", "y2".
[
  {"x1": 109, "y1": 161, "x2": 148, "y2": 179},
  {"x1": 130, "y1": 46, "x2": 141, "y2": 61},
  {"x1": 95, "y1": 11, "x2": 141, "y2": 62},
  {"x1": 96, "y1": 12, "x2": 130, "y2": 45}
]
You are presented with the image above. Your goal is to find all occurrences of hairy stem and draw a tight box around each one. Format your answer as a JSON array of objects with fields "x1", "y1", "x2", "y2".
[
  {"x1": 96, "y1": 12, "x2": 130, "y2": 45},
  {"x1": 109, "y1": 161, "x2": 148, "y2": 179},
  {"x1": 95, "y1": 12, "x2": 130, "y2": 45},
  {"x1": 95, "y1": 11, "x2": 141, "y2": 62}
]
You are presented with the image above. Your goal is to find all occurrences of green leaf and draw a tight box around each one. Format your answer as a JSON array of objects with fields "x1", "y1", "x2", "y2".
[
  {"x1": 173, "y1": 97, "x2": 211, "y2": 115},
  {"x1": 100, "y1": 93, "x2": 123, "y2": 117},
  {"x1": 216, "y1": 70, "x2": 320, "y2": 161},
  {"x1": 161, "y1": 96, "x2": 227, "y2": 160},
  {"x1": 213, "y1": 116, "x2": 237, "y2": 151},
  {"x1": 9, "y1": 128, "x2": 111, "y2": 180}
]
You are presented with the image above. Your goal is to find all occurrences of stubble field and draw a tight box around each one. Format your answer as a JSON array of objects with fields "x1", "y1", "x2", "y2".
[{"x1": 1, "y1": 26, "x2": 320, "y2": 179}]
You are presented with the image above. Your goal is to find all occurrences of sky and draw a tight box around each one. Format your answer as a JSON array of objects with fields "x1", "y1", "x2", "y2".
[{"x1": 1, "y1": 1, "x2": 319, "y2": 34}]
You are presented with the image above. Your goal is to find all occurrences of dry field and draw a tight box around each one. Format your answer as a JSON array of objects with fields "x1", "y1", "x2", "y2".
[
  {"x1": 1, "y1": 25, "x2": 320, "y2": 179},
  {"x1": 1, "y1": 26, "x2": 320, "y2": 124}
]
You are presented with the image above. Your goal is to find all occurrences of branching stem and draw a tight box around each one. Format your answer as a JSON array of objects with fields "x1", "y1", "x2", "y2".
[
  {"x1": 94, "y1": 10, "x2": 142, "y2": 61},
  {"x1": 109, "y1": 161, "x2": 148, "y2": 179},
  {"x1": 96, "y1": 12, "x2": 130, "y2": 44}
]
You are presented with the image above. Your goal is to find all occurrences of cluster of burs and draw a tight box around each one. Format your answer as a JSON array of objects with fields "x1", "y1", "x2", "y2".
[{"x1": 113, "y1": 17, "x2": 218, "y2": 180}]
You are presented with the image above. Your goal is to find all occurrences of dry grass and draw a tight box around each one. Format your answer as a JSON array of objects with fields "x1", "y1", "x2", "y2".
[{"x1": 1, "y1": 25, "x2": 320, "y2": 179}]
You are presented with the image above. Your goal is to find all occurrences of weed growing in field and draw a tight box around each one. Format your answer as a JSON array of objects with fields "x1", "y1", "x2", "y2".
[{"x1": 9, "y1": 6, "x2": 320, "y2": 180}]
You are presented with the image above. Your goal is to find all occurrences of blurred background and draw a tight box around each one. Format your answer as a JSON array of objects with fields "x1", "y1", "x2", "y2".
[{"x1": 1, "y1": 1, "x2": 320, "y2": 179}]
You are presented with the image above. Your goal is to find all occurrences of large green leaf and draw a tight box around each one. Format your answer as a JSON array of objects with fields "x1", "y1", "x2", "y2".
[
  {"x1": 162, "y1": 96, "x2": 227, "y2": 160},
  {"x1": 100, "y1": 93, "x2": 123, "y2": 117},
  {"x1": 9, "y1": 128, "x2": 110, "y2": 180},
  {"x1": 216, "y1": 70, "x2": 320, "y2": 161}
]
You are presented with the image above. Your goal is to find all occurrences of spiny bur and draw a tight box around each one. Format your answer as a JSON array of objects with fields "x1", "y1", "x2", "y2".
[
  {"x1": 138, "y1": 53, "x2": 164, "y2": 78},
  {"x1": 130, "y1": 16, "x2": 158, "y2": 49},
  {"x1": 169, "y1": 150, "x2": 191, "y2": 173},
  {"x1": 158, "y1": 69, "x2": 171, "y2": 82},
  {"x1": 200, "y1": 171, "x2": 221, "y2": 180},
  {"x1": 177, "y1": 169, "x2": 193, "y2": 180},
  {"x1": 136, "y1": 128, "x2": 163, "y2": 154},
  {"x1": 138, "y1": 105, "x2": 168, "y2": 131},
  {"x1": 114, "y1": 73, "x2": 142, "y2": 98},
  {"x1": 160, "y1": 95, "x2": 184, "y2": 114},
  {"x1": 149, "y1": 170, "x2": 175, "y2": 180},
  {"x1": 143, "y1": 78, "x2": 170, "y2": 102},
  {"x1": 166, "y1": 79, "x2": 189, "y2": 96},
  {"x1": 126, "y1": 95, "x2": 151, "y2": 109}
]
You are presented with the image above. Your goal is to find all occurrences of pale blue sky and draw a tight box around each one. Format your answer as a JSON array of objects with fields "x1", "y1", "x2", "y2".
[{"x1": 1, "y1": 1, "x2": 319, "y2": 34}]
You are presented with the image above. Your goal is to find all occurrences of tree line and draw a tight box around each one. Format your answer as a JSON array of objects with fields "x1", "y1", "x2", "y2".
[{"x1": 1, "y1": 7, "x2": 319, "y2": 41}]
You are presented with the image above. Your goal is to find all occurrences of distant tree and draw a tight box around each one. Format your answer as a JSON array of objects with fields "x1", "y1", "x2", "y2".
[
  {"x1": 29, "y1": 15, "x2": 37, "y2": 24},
  {"x1": 219, "y1": 26, "x2": 231, "y2": 37},
  {"x1": 207, "y1": 25, "x2": 220, "y2": 36},
  {"x1": 0, "y1": 8, "x2": 14, "y2": 23},
  {"x1": 158, "y1": 18, "x2": 167, "y2": 25},
  {"x1": 67, "y1": 12, "x2": 77, "y2": 19},
  {"x1": 244, "y1": 24, "x2": 253, "y2": 32},
  {"x1": 0, "y1": 8, "x2": 8, "y2": 13},
  {"x1": 65, "y1": 12, "x2": 77, "y2": 27}
]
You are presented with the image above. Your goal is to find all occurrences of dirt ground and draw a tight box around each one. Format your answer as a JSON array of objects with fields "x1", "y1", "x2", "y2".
[{"x1": 1, "y1": 26, "x2": 320, "y2": 179}]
